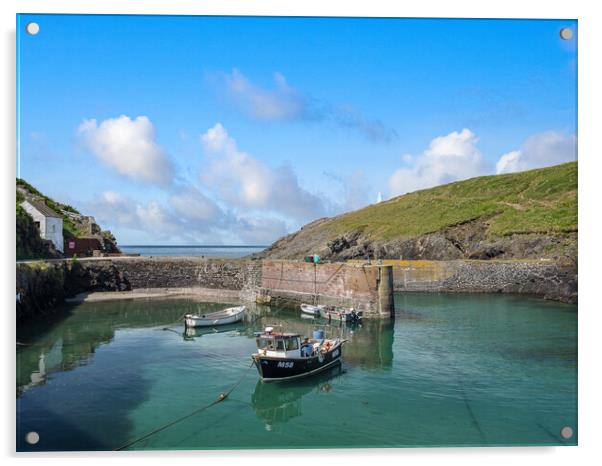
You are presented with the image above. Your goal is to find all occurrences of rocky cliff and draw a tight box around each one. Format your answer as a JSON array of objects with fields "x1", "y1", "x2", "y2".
[{"x1": 16, "y1": 260, "x2": 131, "y2": 321}]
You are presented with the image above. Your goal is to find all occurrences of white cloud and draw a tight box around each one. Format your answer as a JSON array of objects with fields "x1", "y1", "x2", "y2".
[
  {"x1": 90, "y1": 189, "x2": 290, "y2": 245},
  {"x1": 222, "y1": 69, "x2": 307, "y2": 121},
  {"x1": 168, "y1": 186, "x2": 221, "y2": 223},
  {"x1": 215, "y1": 69, "x2": 396, "y2": 143},
  {"x1": 77, "y1": 115, "x2": 174, "y2": 186},
  {"x1": 496, "y1": 131, "x2": 577, "y2": 174},
  {"x1": 388, "y1": 128, "x2": 485, "y2": 196},
  {"x1": 201, "y1": 123, "x2": 326, "y2": 221},
  {"x1": 332, "y1": 104, "x2": 398, "y2": 144},
  {"x1": 95, "y1": 191, "x2": 140, "y2": 228},
  {"x1": 92, "y1": 191, "x2": 180, "y2": 238},
  {"x1": 324, "y1": 170, "x2": 373, "y2": 212},
  {"x1": 236, "y1": 217, "x2": 289, "y2": 245},
  {"x1": 495, "y1": 150, "x2": 522, "y2": 175}
]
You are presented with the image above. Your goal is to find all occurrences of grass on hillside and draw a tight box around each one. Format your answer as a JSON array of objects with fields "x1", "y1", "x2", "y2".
[{"x1": 329, "y1": 162, "x2": 577, "y2": 241}]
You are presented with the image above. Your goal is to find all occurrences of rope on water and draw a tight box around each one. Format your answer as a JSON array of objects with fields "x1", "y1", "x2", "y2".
[
  {"x1": 159, "y1": 312, "x2": 188, "y2": 332},
  {"x1": 113, "y1": 360, "x2": 255, "y2": 451}
]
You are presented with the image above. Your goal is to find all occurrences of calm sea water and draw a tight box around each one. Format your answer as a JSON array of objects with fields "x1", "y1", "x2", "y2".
[
  {"x1": 16, "y1": 294, "x2": 577, "y2": 451},
  {"x1": 119, "y1": 245, "x2": 265, "y2": 258}
]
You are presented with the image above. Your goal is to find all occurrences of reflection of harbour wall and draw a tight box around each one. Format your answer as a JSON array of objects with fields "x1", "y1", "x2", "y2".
[
  {"x1": 349, "y1": 259, "x2": 577, "y2": 304},
  {"x1": 342, "y1": 319, "x2": 395, "y2": 370},
  {"x1": 259, "y1": 260, "x2": 393, "y2": 318}
]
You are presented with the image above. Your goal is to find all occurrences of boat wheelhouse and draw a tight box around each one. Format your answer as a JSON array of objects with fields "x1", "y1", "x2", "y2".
[{"x1": 251, "y1": 327, "x2": 344, "y2": 382}]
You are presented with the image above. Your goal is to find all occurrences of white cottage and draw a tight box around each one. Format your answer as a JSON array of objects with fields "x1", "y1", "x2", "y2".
[{"x1": 21, "y1": 199, "x2": 64, "y2": 253}]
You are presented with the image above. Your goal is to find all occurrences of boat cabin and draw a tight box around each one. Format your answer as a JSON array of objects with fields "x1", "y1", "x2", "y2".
[{"x1": 255, "y1": 328, "x2": 303, "y2": 358}]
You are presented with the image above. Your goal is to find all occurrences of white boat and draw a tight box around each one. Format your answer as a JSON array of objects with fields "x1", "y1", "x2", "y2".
[
  {"x1": 300, "y1": 304, "x2": 325, "y2": 317},
  {"x1": 184, "y1": 306, "x2": 246, "y2": 328}
]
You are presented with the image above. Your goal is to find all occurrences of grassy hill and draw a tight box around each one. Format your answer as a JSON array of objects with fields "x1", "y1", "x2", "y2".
[{"x1": 257, "y1": 162, "x2": 577, "y2": 261}]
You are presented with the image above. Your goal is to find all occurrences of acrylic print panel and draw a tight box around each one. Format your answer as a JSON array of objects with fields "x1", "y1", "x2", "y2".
[{"x1": 16, "y1": 14, "x2": 577, "y2": 451}]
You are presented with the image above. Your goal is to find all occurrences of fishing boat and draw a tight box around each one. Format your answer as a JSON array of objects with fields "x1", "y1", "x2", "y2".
[
  {"x1": 319, "y1": 306, "x2": 362, "y2": 323},
  {"x1": 300, "y1": 303, "x2": 324, "y2": 317},
  {"x1": 251, "y1": 327, "x2": 345, "y2": 382},
  {"x1": 184, "y1": 305, "x2": 246, "y2": 328}
]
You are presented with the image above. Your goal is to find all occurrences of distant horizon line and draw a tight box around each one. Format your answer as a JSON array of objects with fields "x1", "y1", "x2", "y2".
[{"x1": 120, "y1": 244, "x2": 267, "y2": 248}]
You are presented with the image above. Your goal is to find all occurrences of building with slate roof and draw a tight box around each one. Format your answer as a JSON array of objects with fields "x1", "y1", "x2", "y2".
[{"x1": 21, "y1": 199, "x2": 64, "y2": 253}]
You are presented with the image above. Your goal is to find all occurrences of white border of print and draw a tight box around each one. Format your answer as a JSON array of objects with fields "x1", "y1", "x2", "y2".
[{"x1": 2, "y1": 1, "x2": 600, "y2": 466}]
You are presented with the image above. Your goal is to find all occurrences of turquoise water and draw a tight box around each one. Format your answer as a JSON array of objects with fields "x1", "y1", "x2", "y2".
[
  {"x1": 16, "y1": 293, "x2": 577, "y2": 451},
  {"x1": 120, "y1": 245, "x2": 265, "y2": 258}
]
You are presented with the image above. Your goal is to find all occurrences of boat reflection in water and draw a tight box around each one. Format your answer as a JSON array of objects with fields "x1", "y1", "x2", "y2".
[
  {"x1": 183, "y1": 323, "x2": 242, "y2": 340},
  {"x1": 17, "y1": 298, "x2": 234, "y2": 395},
  {"x1": 250, "y1": 363, "x2": 344, "y2": 430}
]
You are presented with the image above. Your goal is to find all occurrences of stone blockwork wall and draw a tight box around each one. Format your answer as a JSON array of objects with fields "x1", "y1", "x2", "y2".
[
  {"x1": 94, "y1": 257, "x2": 262, "y2": 292},
  {"x1": 349, "y1": 259, "x2": 577, "y2": 304},
  {"x1": 259, "y1": 260, "x2": 389, "y2": 316}
]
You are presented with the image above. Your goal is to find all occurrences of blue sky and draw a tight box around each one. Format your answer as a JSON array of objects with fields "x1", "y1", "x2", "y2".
[{"x1": 17, "y1": 15, "x2": 577, "y2": 245}]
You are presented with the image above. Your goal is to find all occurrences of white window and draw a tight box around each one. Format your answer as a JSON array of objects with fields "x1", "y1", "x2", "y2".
[{"x1": 285, "y1": 337, "x2": 299, "y2": 351}]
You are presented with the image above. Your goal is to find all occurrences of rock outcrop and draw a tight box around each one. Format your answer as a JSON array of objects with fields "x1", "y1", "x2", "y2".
[{"x1": 16, "y1": 261, "x2": 131, "y2": 321}]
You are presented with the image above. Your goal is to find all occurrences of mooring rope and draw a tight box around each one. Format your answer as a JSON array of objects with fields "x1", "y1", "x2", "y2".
[
  {"x1": 159, "y1": 312, "x2": 188, "y2": 333},
  {"x1": 113, "y1": 360, "x2": 255, "y2": 451}
]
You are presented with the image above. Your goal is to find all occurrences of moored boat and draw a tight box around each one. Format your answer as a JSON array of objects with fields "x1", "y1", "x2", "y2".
[
  {"x1": 300, "y1": 303, "x2": 324, "y2": 317},
  {"x1": 184, "y1": 305, "x2": 246, "y2": 328},
  {"x1": 319, "y1": 306, "x2": 362, "y2": 323},
  {"x1": 252, "y1": 327, "x2": 345, "y2": 382}
]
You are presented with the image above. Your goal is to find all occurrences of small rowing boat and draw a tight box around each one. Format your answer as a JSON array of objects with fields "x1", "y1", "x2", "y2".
[
  {"x1": 184, "y1": 305, "x2": 246, "y2": 328},
  {"x1": 319, "y1": 306, "x2": 362, "y2": 323},
  {"x1": 300, "y1": 303, "x2": 325, "y2": 317}
]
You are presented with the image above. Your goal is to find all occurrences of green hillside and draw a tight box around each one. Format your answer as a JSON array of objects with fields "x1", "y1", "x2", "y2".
[
  {"x1": 331, "y1": 162, "x2": 577, "y2": 240},
  {"x1": 259, "y1": 162, "x2": 577, "y2": 261}
]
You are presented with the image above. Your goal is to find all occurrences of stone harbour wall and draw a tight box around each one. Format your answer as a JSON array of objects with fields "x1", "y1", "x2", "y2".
[
  {"x1": 101, "y1": 257, "x2": 262, "y2": 293},
  {"x1": 16, "y1": 256, "x2": 576, "y2": 322},
  {"x1": 259, "y1": 260, "x2": 393, "y2": 317},
  {"x1": 350, "y1": 259, "x2": 577, "y2": 304}
]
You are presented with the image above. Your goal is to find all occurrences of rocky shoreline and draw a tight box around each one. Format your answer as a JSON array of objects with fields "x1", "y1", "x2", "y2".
[{"x1": 253, "y1": 217, "x2": 577, "y2": 264}]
